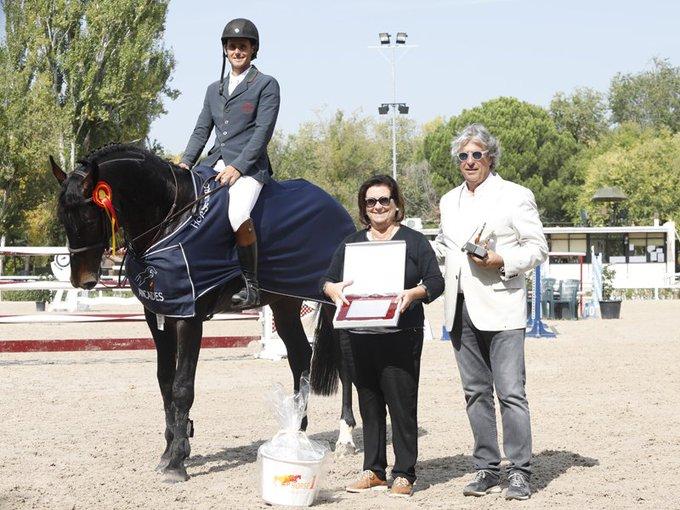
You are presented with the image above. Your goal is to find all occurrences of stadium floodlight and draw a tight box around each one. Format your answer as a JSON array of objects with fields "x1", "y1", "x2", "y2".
[{"x1": 371, "y1": 31, "x2": 415, "y2": 179}]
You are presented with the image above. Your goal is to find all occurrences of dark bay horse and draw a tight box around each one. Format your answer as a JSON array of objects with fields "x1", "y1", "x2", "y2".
[{"x1": 51, "y1": 144, "x2": 357, "y2": 482}]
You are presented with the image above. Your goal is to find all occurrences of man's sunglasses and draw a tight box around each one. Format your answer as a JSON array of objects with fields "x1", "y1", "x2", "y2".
[
  {"x1": 365, "y1": 196, "x2": 392, "y2": 208},
  {"x1": 457, "y1": 150, "x2": 489, "y2": 162}
]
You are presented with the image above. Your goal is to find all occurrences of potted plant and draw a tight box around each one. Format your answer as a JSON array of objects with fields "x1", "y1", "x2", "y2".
[
  {"x1": 31, "y1": 289, "x2": 53, "y2": 311},
  {"x1": 599, "y1": 265, "x2": 622, "y2": 319}
]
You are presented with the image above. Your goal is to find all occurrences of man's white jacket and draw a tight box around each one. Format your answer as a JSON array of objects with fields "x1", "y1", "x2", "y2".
[{"x1": 437, "y1": 174, "x2": 548, "y2": 332}]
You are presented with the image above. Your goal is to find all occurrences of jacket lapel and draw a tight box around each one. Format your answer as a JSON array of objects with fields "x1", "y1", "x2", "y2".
[{"x1": 224, "y1": 66, "x2": 259, "y2": 105}]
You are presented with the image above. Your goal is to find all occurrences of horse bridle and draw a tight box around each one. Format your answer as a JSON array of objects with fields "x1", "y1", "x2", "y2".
[{"x1": 66, "y1": 169, "x2": 112, "y2": 256}]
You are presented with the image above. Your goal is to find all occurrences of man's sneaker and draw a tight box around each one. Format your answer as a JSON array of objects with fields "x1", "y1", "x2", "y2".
[
  {"x1": 345, "y1": 470, "x2": 388, "y2": 493},
  {"x1": 390, "y1": 477, "x2": 414, "y2": 498},
  {"x1": 463, "y1": 470, "x2": 501, "y2": 497},
  {"x1": 505, "y1": 472, "x2": 531, "y2": 500}
]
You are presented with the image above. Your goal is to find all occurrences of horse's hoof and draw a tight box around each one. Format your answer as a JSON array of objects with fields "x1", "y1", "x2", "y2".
[
  {"x1": 162, "y1": 466, "x2": 189, "y2": 483},
  {"x1": 334, "y1": 442, "x2": 357, "y2": 457},
  {"x1": 155, "y1": 457, "x2": 170, "y2": 472}
]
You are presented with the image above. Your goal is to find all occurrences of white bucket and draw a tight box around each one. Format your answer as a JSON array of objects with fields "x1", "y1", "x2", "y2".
[{"x1": 258, "y1": 449, "x2": 328, "y2": 507}]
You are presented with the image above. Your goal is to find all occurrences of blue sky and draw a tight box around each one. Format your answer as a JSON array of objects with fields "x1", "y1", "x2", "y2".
[
  {"x1": 150, "y1": 0, "x2": 680, "y2": 153},
  {"x1": 4, "y1": 1, "x2": 680, "y2": 153}
]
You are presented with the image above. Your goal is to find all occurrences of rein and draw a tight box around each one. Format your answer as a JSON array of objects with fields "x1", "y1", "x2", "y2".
[{"x1": 127, "y1": 173, "x2": 226, "y2": 250}]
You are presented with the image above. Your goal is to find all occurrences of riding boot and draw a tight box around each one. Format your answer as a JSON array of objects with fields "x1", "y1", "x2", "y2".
[{"x1": 231, "y1": 218, "x2": 261, "y2": 309}]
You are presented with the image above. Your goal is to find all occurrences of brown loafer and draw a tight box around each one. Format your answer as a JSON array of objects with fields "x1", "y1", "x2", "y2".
[
  {"x1": 345, "y1": 470, "x2": 388, "y2": 493},
  {"x1": 390, "y1": 476, "x2": 414, "y2": 498}
]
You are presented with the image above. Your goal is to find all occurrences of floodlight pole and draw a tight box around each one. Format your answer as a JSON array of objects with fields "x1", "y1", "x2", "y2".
[
  {"x1": 389, "y1": 44, "x2": 398, "y2": 180},
  {"x1": 371, "y1": 34, "x2": 416, "y2": 181}
]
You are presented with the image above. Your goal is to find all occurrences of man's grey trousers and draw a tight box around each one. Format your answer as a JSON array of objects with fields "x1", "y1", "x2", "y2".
[{"x1": 451, "y1": 296, "x2": 532, "y2": 477}]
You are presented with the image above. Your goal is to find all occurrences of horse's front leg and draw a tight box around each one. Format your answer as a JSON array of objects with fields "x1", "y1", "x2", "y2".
[
  {"x1": 162, "y1": 318, "x2": 202, "y2": 483},
  {"x1": 145, "y1": 310, "x2": 178, "y2": 472},
  {"x1": 336, "y1": 330, "x2": 357, "y2": 456}
]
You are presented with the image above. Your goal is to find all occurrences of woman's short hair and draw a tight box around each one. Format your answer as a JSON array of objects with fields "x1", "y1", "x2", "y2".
[
  {"x1": 450, "y1": 123, "x2": 501, "y2": 170},
  {"x1": 357, "y1": 174, "x2": 406, "y2": 227}
]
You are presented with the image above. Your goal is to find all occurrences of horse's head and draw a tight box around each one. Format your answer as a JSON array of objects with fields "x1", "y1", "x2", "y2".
[{"x1": 51, "y1": 156, "x2": 108, "y2": 289}]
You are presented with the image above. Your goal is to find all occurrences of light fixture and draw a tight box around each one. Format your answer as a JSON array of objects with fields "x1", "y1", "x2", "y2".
[
  {"x1": 379, "y1": 32, "x2": 391, "y2": 45},
  {"x1": 396, "y1": 32, "x2": 408, "y2": 44},
  {"x1": 398, "y1": 103, "x2": 409, "y2": 114},
  {"x1": 378, "y1": 104, "x2": 390, "y2": 115}
]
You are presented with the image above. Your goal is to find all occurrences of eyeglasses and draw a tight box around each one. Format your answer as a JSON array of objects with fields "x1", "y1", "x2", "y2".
[
  {"x1": 365, "y1": 196, "x2": 392, "y2": 208},
  {"x1": 457, "y1": 150, "x2": 489, "y2": 162}
]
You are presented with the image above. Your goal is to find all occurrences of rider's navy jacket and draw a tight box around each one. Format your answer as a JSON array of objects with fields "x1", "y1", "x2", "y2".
[
  {"x1": 180, "y1": 66, "x2": 279, "y2": 184},
  {"x1": 126, "y1": 166, "x2": 355, "y2": 317}
]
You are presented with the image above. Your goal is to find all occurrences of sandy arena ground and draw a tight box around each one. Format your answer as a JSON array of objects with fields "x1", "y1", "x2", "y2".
[{"x1": 1, "y1": 299, "x2": 679, "y2": 509}]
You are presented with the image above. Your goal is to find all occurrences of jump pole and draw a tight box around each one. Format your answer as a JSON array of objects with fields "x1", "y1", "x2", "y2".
[
  {"x1": 526, "y1": 265, "x2": 556, "y2": 338},
  {"x1": 0, "y1": 335, "x2": 257, "y2": 353}
]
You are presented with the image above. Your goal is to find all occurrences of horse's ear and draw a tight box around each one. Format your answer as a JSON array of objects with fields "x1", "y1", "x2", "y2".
[
  {"x1": 80, "y1": 161, "x2": 99, "y2": 195},
  {"x1": 50, "y1": 156, "x2": 67, "y2": 184}
]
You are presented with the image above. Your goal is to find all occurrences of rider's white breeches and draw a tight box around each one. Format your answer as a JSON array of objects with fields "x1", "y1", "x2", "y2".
[{"x1": 213, "y1": 160, "x2": 263, "y2": 231}]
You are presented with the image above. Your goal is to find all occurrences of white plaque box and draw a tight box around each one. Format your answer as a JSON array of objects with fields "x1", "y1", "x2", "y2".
[{"x1": 332, "y1": 240, "x2": 406, "y2": 329}]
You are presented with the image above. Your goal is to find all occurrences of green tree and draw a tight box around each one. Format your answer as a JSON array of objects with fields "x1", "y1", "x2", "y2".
[
  {"x1": 0, "y1": 0, "x2": 177, "y2": 244},
  {"x1": 609, "y1": 57, "x2": 680, "y2": 133},
  {"x1": 270, "y1": 110, "x2": 429, "y2": 224},
  {"x1": 422, "y1": 97, "x2": 579, "y2": 224},
  {"x1": 398, "y1": 160, "x2": 440, "y2": 226},
  {"x1": 550, "y1": 87, "x2": 609, "y2": 145},
  {"x1": 573, "y1": 124, "x2": 680, "y2": 226}
]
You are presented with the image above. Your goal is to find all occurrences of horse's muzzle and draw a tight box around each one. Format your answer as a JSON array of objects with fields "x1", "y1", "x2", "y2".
[{"x1": 72, "y1": 273, "x2": 98, "y2": 290}]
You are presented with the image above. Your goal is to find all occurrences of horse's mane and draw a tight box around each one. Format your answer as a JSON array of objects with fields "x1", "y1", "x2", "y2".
[
  {"x1": 61, "y1": 143, "x2": 175, "y2": 210},
  {"x1": 80, "y1": 142, "x2": 170, "y2": 169}
]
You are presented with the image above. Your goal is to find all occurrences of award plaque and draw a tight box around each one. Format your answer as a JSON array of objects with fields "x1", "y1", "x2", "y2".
[{"x1": 332, "y1": 240, "x2": 406, "y2": 329}]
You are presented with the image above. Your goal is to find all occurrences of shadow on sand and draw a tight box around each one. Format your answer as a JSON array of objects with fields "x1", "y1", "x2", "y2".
[
  {"x1": 418, "y1": 449, "x2": 598, "y2": 494},
  {"x1": 184, "y1": 439, "x2": 266, "y2": 477},
  {"x1": 184, "y1": 427, "x2": 354, "y2": 478}
]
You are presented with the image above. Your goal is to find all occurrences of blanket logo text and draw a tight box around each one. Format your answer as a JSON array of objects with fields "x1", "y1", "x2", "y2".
[
  {"x1": 134, "y1": 265, "x2": 165, "y2": 302},
  {"x1": 190, "y1": 182, "x2": 212, "y2": 230}
]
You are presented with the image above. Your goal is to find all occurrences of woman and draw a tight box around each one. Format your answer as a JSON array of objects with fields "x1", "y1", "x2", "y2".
[
  {"x1": 322, "y1": 175, "x2": 444, "y2": 498},
  {"x1": 179, "y1": 18, "x2": 280, "y2": 310}
]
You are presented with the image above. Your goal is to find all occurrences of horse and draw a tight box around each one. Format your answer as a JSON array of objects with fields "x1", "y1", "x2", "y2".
[{"x1": 51, "y1": 144, "x2": 358, "y2": 482}]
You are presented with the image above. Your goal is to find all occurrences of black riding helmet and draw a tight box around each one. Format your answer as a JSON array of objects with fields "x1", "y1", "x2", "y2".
[
  {"x1": 222, "y1": 18, "x2": 259, "y2": 58},
  {"x1": 219, "y1": 18, "x2": 259, "y2": 94}
]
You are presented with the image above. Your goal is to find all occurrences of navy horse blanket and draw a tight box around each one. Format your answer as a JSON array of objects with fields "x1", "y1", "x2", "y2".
[{"x1": 126, "y1": 166, "x2": 355, "y2": 317}]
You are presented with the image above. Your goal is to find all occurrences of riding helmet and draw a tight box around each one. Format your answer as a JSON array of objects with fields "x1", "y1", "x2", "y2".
[{"x1": 221, "y1": 18, "x2": 259, "y2": 59}]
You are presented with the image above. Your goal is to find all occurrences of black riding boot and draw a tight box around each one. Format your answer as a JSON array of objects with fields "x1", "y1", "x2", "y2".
[{"x1": 231, "y1": 218, "x2": 261, "y2": 309}]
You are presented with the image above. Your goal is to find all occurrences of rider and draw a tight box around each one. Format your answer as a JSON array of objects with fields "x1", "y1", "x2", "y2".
[{"x1": 179, "y1": 18, "x2": 280, "y2": 309}]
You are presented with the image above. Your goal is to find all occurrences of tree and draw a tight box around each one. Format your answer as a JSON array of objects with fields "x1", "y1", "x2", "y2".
[
  {"x1": 573, "y1": 124, "x2": 680, "y2": 227},
  {"x1": 550, "y1": 87, "x2": 609, "y2": 145},
  {"x1": 609, "y1": 57, "x2": 680, "y2": 133},
  {"x1": 0, "y1": 0, "x2": 177, "y2": 244},
  {"x1": 270, "y1": 110, "x2": 429, "y2": 224},
  {"x1": 398, "y1": 160, "x2": 440, "y2": 226},
  {"x1": 422, "y1": 97, "x2": 579, "y2": 224}
]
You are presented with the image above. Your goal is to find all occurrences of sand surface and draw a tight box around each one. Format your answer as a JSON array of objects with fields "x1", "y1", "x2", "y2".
[{"x1": 1, "y1": 299, "x2": 679, "y2": 509}]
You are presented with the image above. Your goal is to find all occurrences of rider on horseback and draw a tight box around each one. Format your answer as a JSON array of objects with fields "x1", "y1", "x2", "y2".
[{"x1": 179, "y1": 18, "x2": 279, "y2": 310}]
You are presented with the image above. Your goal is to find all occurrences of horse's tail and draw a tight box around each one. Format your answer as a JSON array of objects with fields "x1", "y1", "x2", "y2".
[{"x1": 310, "y1": 303, "x2": 340, "y2": 395}]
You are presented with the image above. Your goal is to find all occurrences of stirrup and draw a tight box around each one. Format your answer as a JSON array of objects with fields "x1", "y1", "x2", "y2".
[{"x1": 231, "y1": 281, "x2": 260, "y2": 309}]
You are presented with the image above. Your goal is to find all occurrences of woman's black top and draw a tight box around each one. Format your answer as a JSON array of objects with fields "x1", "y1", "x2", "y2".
[{"x1": 321, "y1": 225, "x2": 444, "y2": 330}]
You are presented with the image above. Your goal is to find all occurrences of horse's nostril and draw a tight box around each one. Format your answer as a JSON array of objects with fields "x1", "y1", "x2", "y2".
[{"x1": 82, "y1": 280, "x2": 97, "y2": 290}]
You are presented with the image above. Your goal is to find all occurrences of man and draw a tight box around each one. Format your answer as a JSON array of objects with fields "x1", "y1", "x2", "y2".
[
  {"x1": 179, "y1": 18, "x2": 280, "y2": 309},
  {"x1": 437, "y1": 123, "x2": 548, "y2": 500}
]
